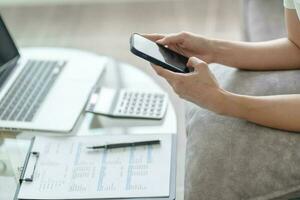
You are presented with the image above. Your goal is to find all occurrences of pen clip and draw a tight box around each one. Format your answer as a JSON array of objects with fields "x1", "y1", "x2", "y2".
[{"x1": 19, "y1": 151, "x2": 39, "y2": 183}]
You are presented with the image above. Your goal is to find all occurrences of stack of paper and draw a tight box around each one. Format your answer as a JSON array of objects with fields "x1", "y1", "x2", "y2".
[{"x1": 18, "y1": 134, "x2": 173, "y2": 200}]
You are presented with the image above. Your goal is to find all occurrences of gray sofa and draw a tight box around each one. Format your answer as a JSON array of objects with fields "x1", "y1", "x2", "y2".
[{"x1": 184, "y1": 0, "x2": 300, "y2": 199}]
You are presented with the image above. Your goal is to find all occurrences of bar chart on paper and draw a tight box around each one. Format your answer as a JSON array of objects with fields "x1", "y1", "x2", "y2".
[{"x1": 18, "y1": 134, "x2": 172, "y2": 200}]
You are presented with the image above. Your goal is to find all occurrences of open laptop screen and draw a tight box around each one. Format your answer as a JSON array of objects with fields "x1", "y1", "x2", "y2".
[{"x1": 0, "y1": 15, "x2": 20, "y2": 88}]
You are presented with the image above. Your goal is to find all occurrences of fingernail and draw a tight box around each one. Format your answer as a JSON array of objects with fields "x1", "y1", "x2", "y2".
[
  {"x1": 189, "y1": 57, "x2": 198, "y2": 65},
  {"x1": 156, "y1": 39, "x2": 164, "y2": 44}
]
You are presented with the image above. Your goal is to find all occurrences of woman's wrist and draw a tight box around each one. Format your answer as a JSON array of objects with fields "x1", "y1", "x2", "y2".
[
  {"x1": 209, "y1": 39, "x2": 236, "y2": 65},
  {"x1": 217, "y1": 89, "x2": 248, "y2": 119},
  {"x1": 208, "y1": 38, "x2": 225, "y2": 64}
]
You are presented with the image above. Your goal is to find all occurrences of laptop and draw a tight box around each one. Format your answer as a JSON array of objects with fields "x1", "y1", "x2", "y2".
[{"x1": 0, "y1": 15, "x2": 106, "y2": 132}]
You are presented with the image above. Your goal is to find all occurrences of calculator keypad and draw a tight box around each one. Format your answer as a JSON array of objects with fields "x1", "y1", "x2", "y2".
[{"x1": 113, "y1": 90, "x2": 168, "y2": 119}]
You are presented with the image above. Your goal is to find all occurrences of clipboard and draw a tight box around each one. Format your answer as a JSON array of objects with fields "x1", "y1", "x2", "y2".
[
  {"x1": 14, "y1": 137, "x2": 35, "y2": 200},
  {"x1": 14, "y1": 135, "x2": 177, "y2": 200}
]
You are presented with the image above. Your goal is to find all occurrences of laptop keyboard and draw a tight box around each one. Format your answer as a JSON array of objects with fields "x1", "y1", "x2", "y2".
[{"x1": 0, "y1": 59, "x2": 66, "y2": 122}]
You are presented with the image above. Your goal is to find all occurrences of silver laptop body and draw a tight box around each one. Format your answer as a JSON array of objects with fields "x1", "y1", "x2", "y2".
[{"x1": 0, "y1": 16, "x2": 106, "y2": 132}]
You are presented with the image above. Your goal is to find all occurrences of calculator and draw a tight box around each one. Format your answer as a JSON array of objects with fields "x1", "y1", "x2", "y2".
[{"x1": 86, "y1": 87, "x2": 168, "y2": 119}]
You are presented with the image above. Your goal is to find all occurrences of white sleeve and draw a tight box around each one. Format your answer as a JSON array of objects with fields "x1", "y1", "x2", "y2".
[{"x1": 284, "y1": 0, "x2": 296, "y2": 9}]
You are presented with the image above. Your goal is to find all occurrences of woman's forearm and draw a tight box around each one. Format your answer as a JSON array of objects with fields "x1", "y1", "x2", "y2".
[
  {"x1": 220, "y1": 91, "x2": 300, "y2": 132},
  {"x1": 212, "y1": 38, "x2": 300, "y2": 70}
]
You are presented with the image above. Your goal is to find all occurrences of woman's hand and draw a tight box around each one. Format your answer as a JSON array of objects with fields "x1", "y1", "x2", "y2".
[
  {"x1": 143, "y1": 32, "x2": 216, "y2": 64},
  {"x1": 152, "y1": 57, "x2": 226, "y2": 114}
]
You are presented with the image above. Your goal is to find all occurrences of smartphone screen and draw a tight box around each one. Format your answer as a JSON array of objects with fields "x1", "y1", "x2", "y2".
[{"x1": 131, "y1": 34, "x2": 189, "y2": 73}]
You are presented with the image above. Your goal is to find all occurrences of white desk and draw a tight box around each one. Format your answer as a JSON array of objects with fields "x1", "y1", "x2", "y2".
[{"x1": 0, "y1": 48, "x2": 181, "y2": 199}]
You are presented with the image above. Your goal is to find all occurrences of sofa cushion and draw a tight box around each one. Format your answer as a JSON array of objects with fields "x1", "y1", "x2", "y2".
[{"x1": 185, "y1": 65, "x2": 300, "y2": 200}]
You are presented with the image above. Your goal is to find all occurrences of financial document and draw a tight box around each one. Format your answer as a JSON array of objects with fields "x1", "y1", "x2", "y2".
[{"x1": 18, "y1": 134, "x2": 172, "y2": 200}]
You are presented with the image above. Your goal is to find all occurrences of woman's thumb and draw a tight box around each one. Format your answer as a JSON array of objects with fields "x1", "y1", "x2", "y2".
[
  {"x1": 157, "y1": 33, "x2": 183, "y2": 45},
  {"x1": 187, "y1": 57, "x2": 207, "y2": 71}
]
